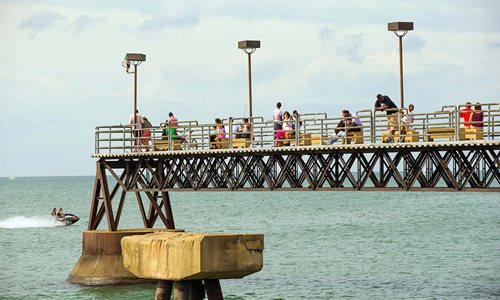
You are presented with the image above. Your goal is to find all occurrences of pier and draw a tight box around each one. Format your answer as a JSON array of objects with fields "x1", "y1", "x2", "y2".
[
  {"x1": 69, "y1": 102, "x2": 500, "y2": 292},
  {"x1": 86, "y1": 102, "x2": 500, "y2": 231}
]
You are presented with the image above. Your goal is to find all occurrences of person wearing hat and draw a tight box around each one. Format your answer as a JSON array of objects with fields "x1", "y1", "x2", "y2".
[{"x1": 374, "y1": 94, "x2": 398, "y2": 142}]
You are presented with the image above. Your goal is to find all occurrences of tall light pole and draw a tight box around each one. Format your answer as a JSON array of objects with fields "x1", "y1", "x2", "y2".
[
  {"x1": 388, "y1": 22, "x2": 413, "y2": 109},
  {"x1": 122, "y1": 53, "x2": 146, "y2": 129},
  {"x1": 238, "y1": 40, "x2": 260, "y2": 118}
]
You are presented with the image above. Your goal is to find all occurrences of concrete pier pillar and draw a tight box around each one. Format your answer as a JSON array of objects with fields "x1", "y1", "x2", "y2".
[
  {"x1": 173, "y1": 281, "x2": 190, "y2": 300},
  {"x1": 155, "y1": 280, "x2": 173, "y2": 300},
  {"x1": 67, "y1": 229, "x2": 182, "y2": 285}
]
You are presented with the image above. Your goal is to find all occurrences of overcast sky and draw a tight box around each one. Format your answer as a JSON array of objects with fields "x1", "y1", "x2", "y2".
[{"x1": 1, "y1": 0, "x2": 499, "y2": 176}]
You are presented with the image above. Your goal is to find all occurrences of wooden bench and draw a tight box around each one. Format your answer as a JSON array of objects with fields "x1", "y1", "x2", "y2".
[
  {"x1": 210, "y1": 138, "x2": 228, "y2": 149},
  {"x1": 275, "y1": 133, "x2": 312, "y2": 147},
  {"x1": 232, "y1": 138, "x2": 251, "y2": 148},
  {"x1": 459, "y1": 127, "x2": 484, "y2": 140},
  {"x1": 425, "y1": 127, "x2": 455, "y2": 142},
  {"x1": 346, "y1": 131, "x2": 364, "y2": 144},
  {"x1": 153, "y1": 139, "x2": 182, "y2": 151},
  {"x1": 298, "y1": 133, "x2": 312, "y2": 146},
  {"x1": 381, "y1": 130, "x2": 419, "y2": 142},
  {"x1": 311, "y1": 135, "x2": 329, "y2": 145}
]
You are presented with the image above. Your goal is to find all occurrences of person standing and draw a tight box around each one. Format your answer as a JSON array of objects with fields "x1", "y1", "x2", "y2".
[
  {"x1": 471, "y1": 103, "x2": 484, "y2": 128},
  {"x1": 141, "y1": 116, "x2": 152, "y2": 151},
  {"x1": 374, "y1": 94, "x2": 398, "y2": 141},
  {"x1": 166, "y1": 112, "x2": 179, "y2": 140},
  {"x1": 460, "y1": 102, "x2": 473, "y2": 128},
  {"x1": 401, "y1": 104, "x2": 415, "y2": 134},
  {"x1": 128, "y1": 110, "x2": 143, "y2": 149},
  {"x1": 273, "y1": 102, "x2": 283, "y2": 131}
]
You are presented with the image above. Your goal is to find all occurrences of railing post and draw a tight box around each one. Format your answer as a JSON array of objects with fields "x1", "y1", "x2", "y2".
[{"x1": 294, "y1": 119, "x2": 299, "y2": 146}]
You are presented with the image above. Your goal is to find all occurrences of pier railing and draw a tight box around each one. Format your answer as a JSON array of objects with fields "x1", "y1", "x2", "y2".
[{"x1": 94, "y1": 103, "x2": 500, "y2": 154}]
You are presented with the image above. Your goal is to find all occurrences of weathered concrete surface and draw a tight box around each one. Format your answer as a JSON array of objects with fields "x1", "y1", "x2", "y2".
[
  {"x1": 67, "y1": 229, "x2": 183, "y2": 285},
  {"x1": 122, "y1": 232, "x2": 264, "y2": 281}
]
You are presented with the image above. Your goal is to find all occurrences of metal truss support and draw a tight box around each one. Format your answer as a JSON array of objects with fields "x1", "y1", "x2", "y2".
[
  {"x1": 88, "y1": 145, "x2": 500, "y2": 230},
  {"x1": 88, "y1": 159, "x2": 176, "y2": 231}
]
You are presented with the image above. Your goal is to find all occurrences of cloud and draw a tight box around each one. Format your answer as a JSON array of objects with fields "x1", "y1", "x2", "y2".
[
  {"x1": 319, "y1": 26, "x2": 337, "y2": 42},
  {"x1": 337, "y1": 34, "x2": 364, "y2": 63},
  {"x1": 404, "y1": 33, "x2": 425, "y2": 53},
  {"x1": 139, "y1": 3, "x2": 199, "y2": 31},
  {"x1": 19, "y1": 10, "x2": 65, "y2": 37},
  {"x1": 490, "y1": 42, "x2": 500, "y2": 48},
  {"x1": 72, "y1": 15, "x2": 106, "y2": 34}
]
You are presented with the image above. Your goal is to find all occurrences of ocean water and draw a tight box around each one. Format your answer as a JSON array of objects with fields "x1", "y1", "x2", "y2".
[{"x1": 0, "y1": 176, "x2": 499, "y2": 299}]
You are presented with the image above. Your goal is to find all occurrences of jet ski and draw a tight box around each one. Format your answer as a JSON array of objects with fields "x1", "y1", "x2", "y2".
[{"x1": 53, "y1": 214, "x2": 80, "y2": 225}]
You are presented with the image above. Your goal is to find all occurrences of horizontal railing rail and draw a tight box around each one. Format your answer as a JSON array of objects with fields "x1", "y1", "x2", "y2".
[{"x1": 94, "y1": 103, "x2": 500, "y2": 154}]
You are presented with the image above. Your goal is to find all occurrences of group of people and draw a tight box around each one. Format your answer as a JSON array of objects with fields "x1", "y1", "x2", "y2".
[
  {"x1": 128, "y1": 110, "x2": 153, "y2": 151},
  {"x1": 128, "y1": 110, "x2": 181, "y2": 151},
  {"x1": 272, "y1": 102, "x2": 303, "y2": 144},
  {"x1": 373, "y1": 94, "x2": 416, "y2": 143},
  {"x1": 127, "y1": 95, "x2": 484, "y2": 150},
  {"x1": 460, "y1": 102, "x2": 484, "y2": 128},
  {"x1": 329, "y1": 110, "x2": 363, "y2": 144},
  {"x1": 209, "y1": 117, "x2": 252, "y2": 149},
  {"x1": 51, "y1": 208, "x2": 64, "y2": 218}
]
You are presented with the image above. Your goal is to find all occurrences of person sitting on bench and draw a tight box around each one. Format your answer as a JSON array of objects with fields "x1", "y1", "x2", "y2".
[
  {"x1": 238, "y1": 118, "x2": 251, "y2": 138},
  {"x1": 330, "y1": 110, "x2": 360, "y2": 144}
]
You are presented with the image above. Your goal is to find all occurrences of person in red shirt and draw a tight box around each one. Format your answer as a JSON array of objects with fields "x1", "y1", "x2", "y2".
[{"x1": 460, "y1": 102, "x2": 473, "y2": 128}]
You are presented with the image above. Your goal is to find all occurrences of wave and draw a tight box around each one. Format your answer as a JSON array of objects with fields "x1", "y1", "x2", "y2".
[{"x1": 0, "y1": 215, "x2": 66, "y2": 228}]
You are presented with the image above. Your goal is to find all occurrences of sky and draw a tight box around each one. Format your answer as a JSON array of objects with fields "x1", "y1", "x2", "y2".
[{"x1": 1, "y1": 0, "x2": 499, "y2": 176}]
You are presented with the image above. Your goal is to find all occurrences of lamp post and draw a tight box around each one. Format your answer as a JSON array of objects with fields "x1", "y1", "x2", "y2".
[
  {"x1": 238, "y1": 40, "x2": 260, "y2": 118},
  {"x1": 122, "y1": 53, "x2": 146, "y2": 130},
  {"x1": 388, "y1": 22, "x2": 413, "y2": 109}
]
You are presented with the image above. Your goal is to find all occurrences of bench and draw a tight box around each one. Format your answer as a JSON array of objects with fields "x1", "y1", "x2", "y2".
[
  {"x1": 153, "y1": 139, "x2": 182, "y2": 151},
  {"x1": 424, "y1": 127, "x2": 455, "y2": 142},
  {"x1": 232, "y1": 138, "x2": 251, "y2": 148},
  {"x1": 311, "y1": 135, "x2": 329, "y2": 145},
  {"x1": 275, "y1": 133, "x2": 312, "y2": 147},
  {"x1": 459, "y1": 127, "x2": 484, "y2": 140},
  {"x1": 210, "y1": 138, "x2": 228, "y2": 149},
  {"x1": 381, "y1": 130, "x2": 419, "y2": 143},
  {"x1": 346, "y1": 131, "x2": 364, "y2": 144},
  {"x1": 298, "y1": 133, "x2": 312, "y2": 146}
]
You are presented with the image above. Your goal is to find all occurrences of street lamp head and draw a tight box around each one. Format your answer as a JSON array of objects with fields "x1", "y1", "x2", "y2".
[
  {"x1": 122, "y1": 53, "x2": 146, "y2": 74},
  {"x1": 238, "y1": 40, "x2": 261, "y2": 54},
  {"x1": 125, "y1": 53, "x2": 146, "y2": 62},
  {"x1": 388, "y1": 22, "x2": 414, "y2": 37}
]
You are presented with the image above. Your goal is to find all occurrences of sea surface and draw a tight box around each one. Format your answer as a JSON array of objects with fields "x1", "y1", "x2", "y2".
[{"x1": 0, "y1": 176, "x2": 499, "y2": 299}]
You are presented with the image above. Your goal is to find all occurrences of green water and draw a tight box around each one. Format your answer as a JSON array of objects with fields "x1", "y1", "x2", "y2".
[{"x1": 0, "y1": 177, "x2": 499, "y2": 299}]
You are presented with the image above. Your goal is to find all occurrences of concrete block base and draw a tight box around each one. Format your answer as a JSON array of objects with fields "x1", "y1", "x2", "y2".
[{"x1": 122, "y1": 232, "x2": 264, "y2": 281}]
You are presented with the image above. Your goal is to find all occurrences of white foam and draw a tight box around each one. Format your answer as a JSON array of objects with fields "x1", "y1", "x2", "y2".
[{"x1": 0, "y1": 215, "x2": 65, "y2": 228}]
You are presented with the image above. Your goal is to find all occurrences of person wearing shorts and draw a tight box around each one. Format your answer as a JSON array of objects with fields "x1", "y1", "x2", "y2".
[{"x1": 374, "y1": 94, "x2": 398, "y2": 142}]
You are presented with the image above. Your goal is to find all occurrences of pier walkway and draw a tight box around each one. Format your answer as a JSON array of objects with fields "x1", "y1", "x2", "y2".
[
  {"x1": 94, "y1": 103, "x2": 499, "y2": 154},
  {"x1": 87, "y1": 103, "x2": 500, "y2": 231}
]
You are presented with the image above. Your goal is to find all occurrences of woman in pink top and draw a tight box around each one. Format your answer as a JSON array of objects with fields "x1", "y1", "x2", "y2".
[{"x1": 214, "y1": 118, "x2": 226, "y2": 149}]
